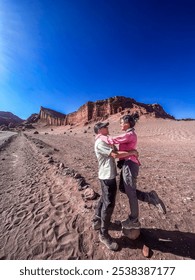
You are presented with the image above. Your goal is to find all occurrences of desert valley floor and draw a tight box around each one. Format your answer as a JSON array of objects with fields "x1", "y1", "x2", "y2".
[{"x1": 0, "y1": 116, "x2": 195, "y2": 260}]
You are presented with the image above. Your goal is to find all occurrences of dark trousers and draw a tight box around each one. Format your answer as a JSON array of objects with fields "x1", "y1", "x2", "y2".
[
  {"x1": 95, "y1": 178, "x2": 117, "y2": 235},
  {"x1": 122, "y1": 160, "x2": 151, "y2": 222}
]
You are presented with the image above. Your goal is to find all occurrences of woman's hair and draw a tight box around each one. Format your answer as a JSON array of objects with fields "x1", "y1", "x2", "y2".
[{"x1": 121, "y1": 112, "x2": 139, "y2": 128}]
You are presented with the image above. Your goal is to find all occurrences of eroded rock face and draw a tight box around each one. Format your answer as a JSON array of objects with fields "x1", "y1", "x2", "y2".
[
  {"x1": 39, "y1": 106, "x2": 66, "y2": 125},
  {"x1": 25, "y1": 113, "x2": 39, "y2": 124},
  {"x1": 65, "y1": 97, "x2": 136, "y2": 125},
  {"x1": 39, "y1": 96, "x2": 175, "y2": 126}
]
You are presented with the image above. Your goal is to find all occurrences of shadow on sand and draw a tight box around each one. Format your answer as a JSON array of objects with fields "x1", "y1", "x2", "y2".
[{"x1": 113, "y1": 225, "x2": 195, "y2": 259}]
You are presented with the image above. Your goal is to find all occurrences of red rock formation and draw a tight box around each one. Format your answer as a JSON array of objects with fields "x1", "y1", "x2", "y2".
[
  {"x1": 39, "y1": 106, "x2": 66, "y2": 126},
  {"x1": 39, "y1": 96, "x2": 175, "y2": 126},
  {"x1": 25, "y1": 113, "x2": 39, "y2": 124}
]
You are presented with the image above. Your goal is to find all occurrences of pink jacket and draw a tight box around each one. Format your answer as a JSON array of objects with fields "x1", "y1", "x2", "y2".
[
  {"x1": 95, "y1": 134, "x2": 114, "y2": 144},
  {"x1": 95, "y1": 129, "x2": 140, "y2": 165},
  {"x1": 112, "y1": 128, "x2": 140, "y2": 165}
]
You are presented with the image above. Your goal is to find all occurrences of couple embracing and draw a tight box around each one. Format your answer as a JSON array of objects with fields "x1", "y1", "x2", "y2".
[{"x1": 92, "y1": 113, "x2": 166, "y2": 251}]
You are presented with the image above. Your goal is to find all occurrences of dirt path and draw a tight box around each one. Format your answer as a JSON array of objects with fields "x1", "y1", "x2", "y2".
[{"x1": 0, "y1": 134, "x2": 95, "y2": 260}]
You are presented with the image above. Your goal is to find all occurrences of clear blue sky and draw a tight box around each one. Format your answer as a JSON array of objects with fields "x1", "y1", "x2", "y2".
[{"x1": 0, "y1": 0, "x2": 195, "y2": 119}]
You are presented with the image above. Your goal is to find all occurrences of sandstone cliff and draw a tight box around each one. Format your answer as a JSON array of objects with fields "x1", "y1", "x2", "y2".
[
  {"x1": 39, "y1": 96, "x2": 175, "y2": 126},
  {"x1": 39, "y1": 106, "x2": 66, "y2": 125}
]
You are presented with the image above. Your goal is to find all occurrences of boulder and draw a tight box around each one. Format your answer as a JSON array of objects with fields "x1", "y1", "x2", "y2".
[{"x1": 122, "y1": 227, "x2": 140, "y2": 240}]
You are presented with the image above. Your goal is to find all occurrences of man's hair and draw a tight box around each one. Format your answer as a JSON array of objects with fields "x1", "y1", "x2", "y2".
[
  {"x1": 94, "y1": 122, "x2": 109, "y2": 134},
  {"x1": 121, "y1": 112, "x2": 139, "y2": 128}
]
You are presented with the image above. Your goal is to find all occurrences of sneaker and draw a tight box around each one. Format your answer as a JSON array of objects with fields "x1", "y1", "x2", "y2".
[
  {"x1": 149, "y1": 190, "x2": 166, "y2": 214},
  {"x1": 99, "y1": 232, "x2": 119, "y2": 251},
  {"x1": 121, "y1": 217, "x2": 141, "y2": 229}
]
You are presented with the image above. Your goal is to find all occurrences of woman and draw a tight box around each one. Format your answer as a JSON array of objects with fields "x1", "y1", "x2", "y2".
[{"x1": 112, "y1": 113, "x2": 166, "y2": 229}]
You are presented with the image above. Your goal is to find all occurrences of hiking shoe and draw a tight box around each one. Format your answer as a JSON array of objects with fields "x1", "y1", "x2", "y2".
[
  {"x1": 121, "y1": 217, "x2": 141, "y2": 229},
  {"x1": 149, "y1": 190, "x2": 166, "y2": 214},
  {"x1": 92, "y1": 219, "x2": 101, "y2": 230},
  {"x1": 99, "y1": 233, "x2": 119, "y2": 251}
]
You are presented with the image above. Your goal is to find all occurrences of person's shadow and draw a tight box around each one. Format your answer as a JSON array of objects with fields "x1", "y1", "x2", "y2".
[{"x1": 110, "y1": 223, "x2": 195, "y2": 259}]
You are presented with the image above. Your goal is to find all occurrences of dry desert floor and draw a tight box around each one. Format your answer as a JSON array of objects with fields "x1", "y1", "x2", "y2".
[{"x1": 0, "y1": 116, "x2": 194, "y2": 260}]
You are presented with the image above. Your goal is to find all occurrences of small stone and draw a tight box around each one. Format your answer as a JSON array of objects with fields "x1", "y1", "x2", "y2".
[
  {"x1": 74, "y1": 173, "x2": 82, "y2": 179},
  {"x1": 48, "y1": 157, "x2": 54, "y2": 163},
  {"x1": 142, "y1": 244, "x2": 150, "y2": 258},
  {"x1": 83, "y1": 187, "x2": 96, "y2": 200},
  {"x1": 59, "y1": 163, "x2": 64, "y2": 169}
]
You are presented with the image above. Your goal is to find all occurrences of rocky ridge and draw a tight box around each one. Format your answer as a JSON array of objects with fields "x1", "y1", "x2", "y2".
[
  {"x1": 39, "y1": 96, "x2": 175, "y2": 126},
  {"x1": 0, "y1": 96, "x2": 175, "y2": 130},
  {"x1": 0, "y1": 112, "x2": 23, "y2": 130}
]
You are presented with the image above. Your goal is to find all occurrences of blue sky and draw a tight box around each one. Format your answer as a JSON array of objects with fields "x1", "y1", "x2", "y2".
[{"x1": 0, "y1": 0, "x2": 194, "y2": 120}]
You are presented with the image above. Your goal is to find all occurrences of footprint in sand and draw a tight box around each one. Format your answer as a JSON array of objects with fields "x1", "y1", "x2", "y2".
[
  {"x1": 44, "y1": 227, "x2": 55, "y2": 242},
  {"x1": 17, "y1": 210, "x2": 28, "y2": 218},
  {"x1": 31, "y1": 243, "x2": 44, "y2": 256}
]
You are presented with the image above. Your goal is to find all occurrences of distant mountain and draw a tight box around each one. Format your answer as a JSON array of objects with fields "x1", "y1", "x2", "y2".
[
  {"x1": 0, "y1": 111, "x2": 24, "y2": 126},
  {"x1": 39, "y1": 96, "x2": 175, "y2": 126}
]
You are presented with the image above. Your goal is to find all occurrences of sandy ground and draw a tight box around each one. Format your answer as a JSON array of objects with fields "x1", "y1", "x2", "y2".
[
  {"x1": 0, "y1": 131, "x2": 17, "y2": 147},
  {"x1": 0, "y1": 116, "x2": 194, "y2": 260}
]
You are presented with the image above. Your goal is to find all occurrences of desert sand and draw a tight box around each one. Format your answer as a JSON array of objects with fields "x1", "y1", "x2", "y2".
[{"x1": 0, "y1": 116, "x2": 194, "y2": 260}]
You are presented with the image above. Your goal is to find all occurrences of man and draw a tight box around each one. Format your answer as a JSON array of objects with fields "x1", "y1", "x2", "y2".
[{"x1": 93, "y1": 121, "x2": 138, "y2": 251}]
